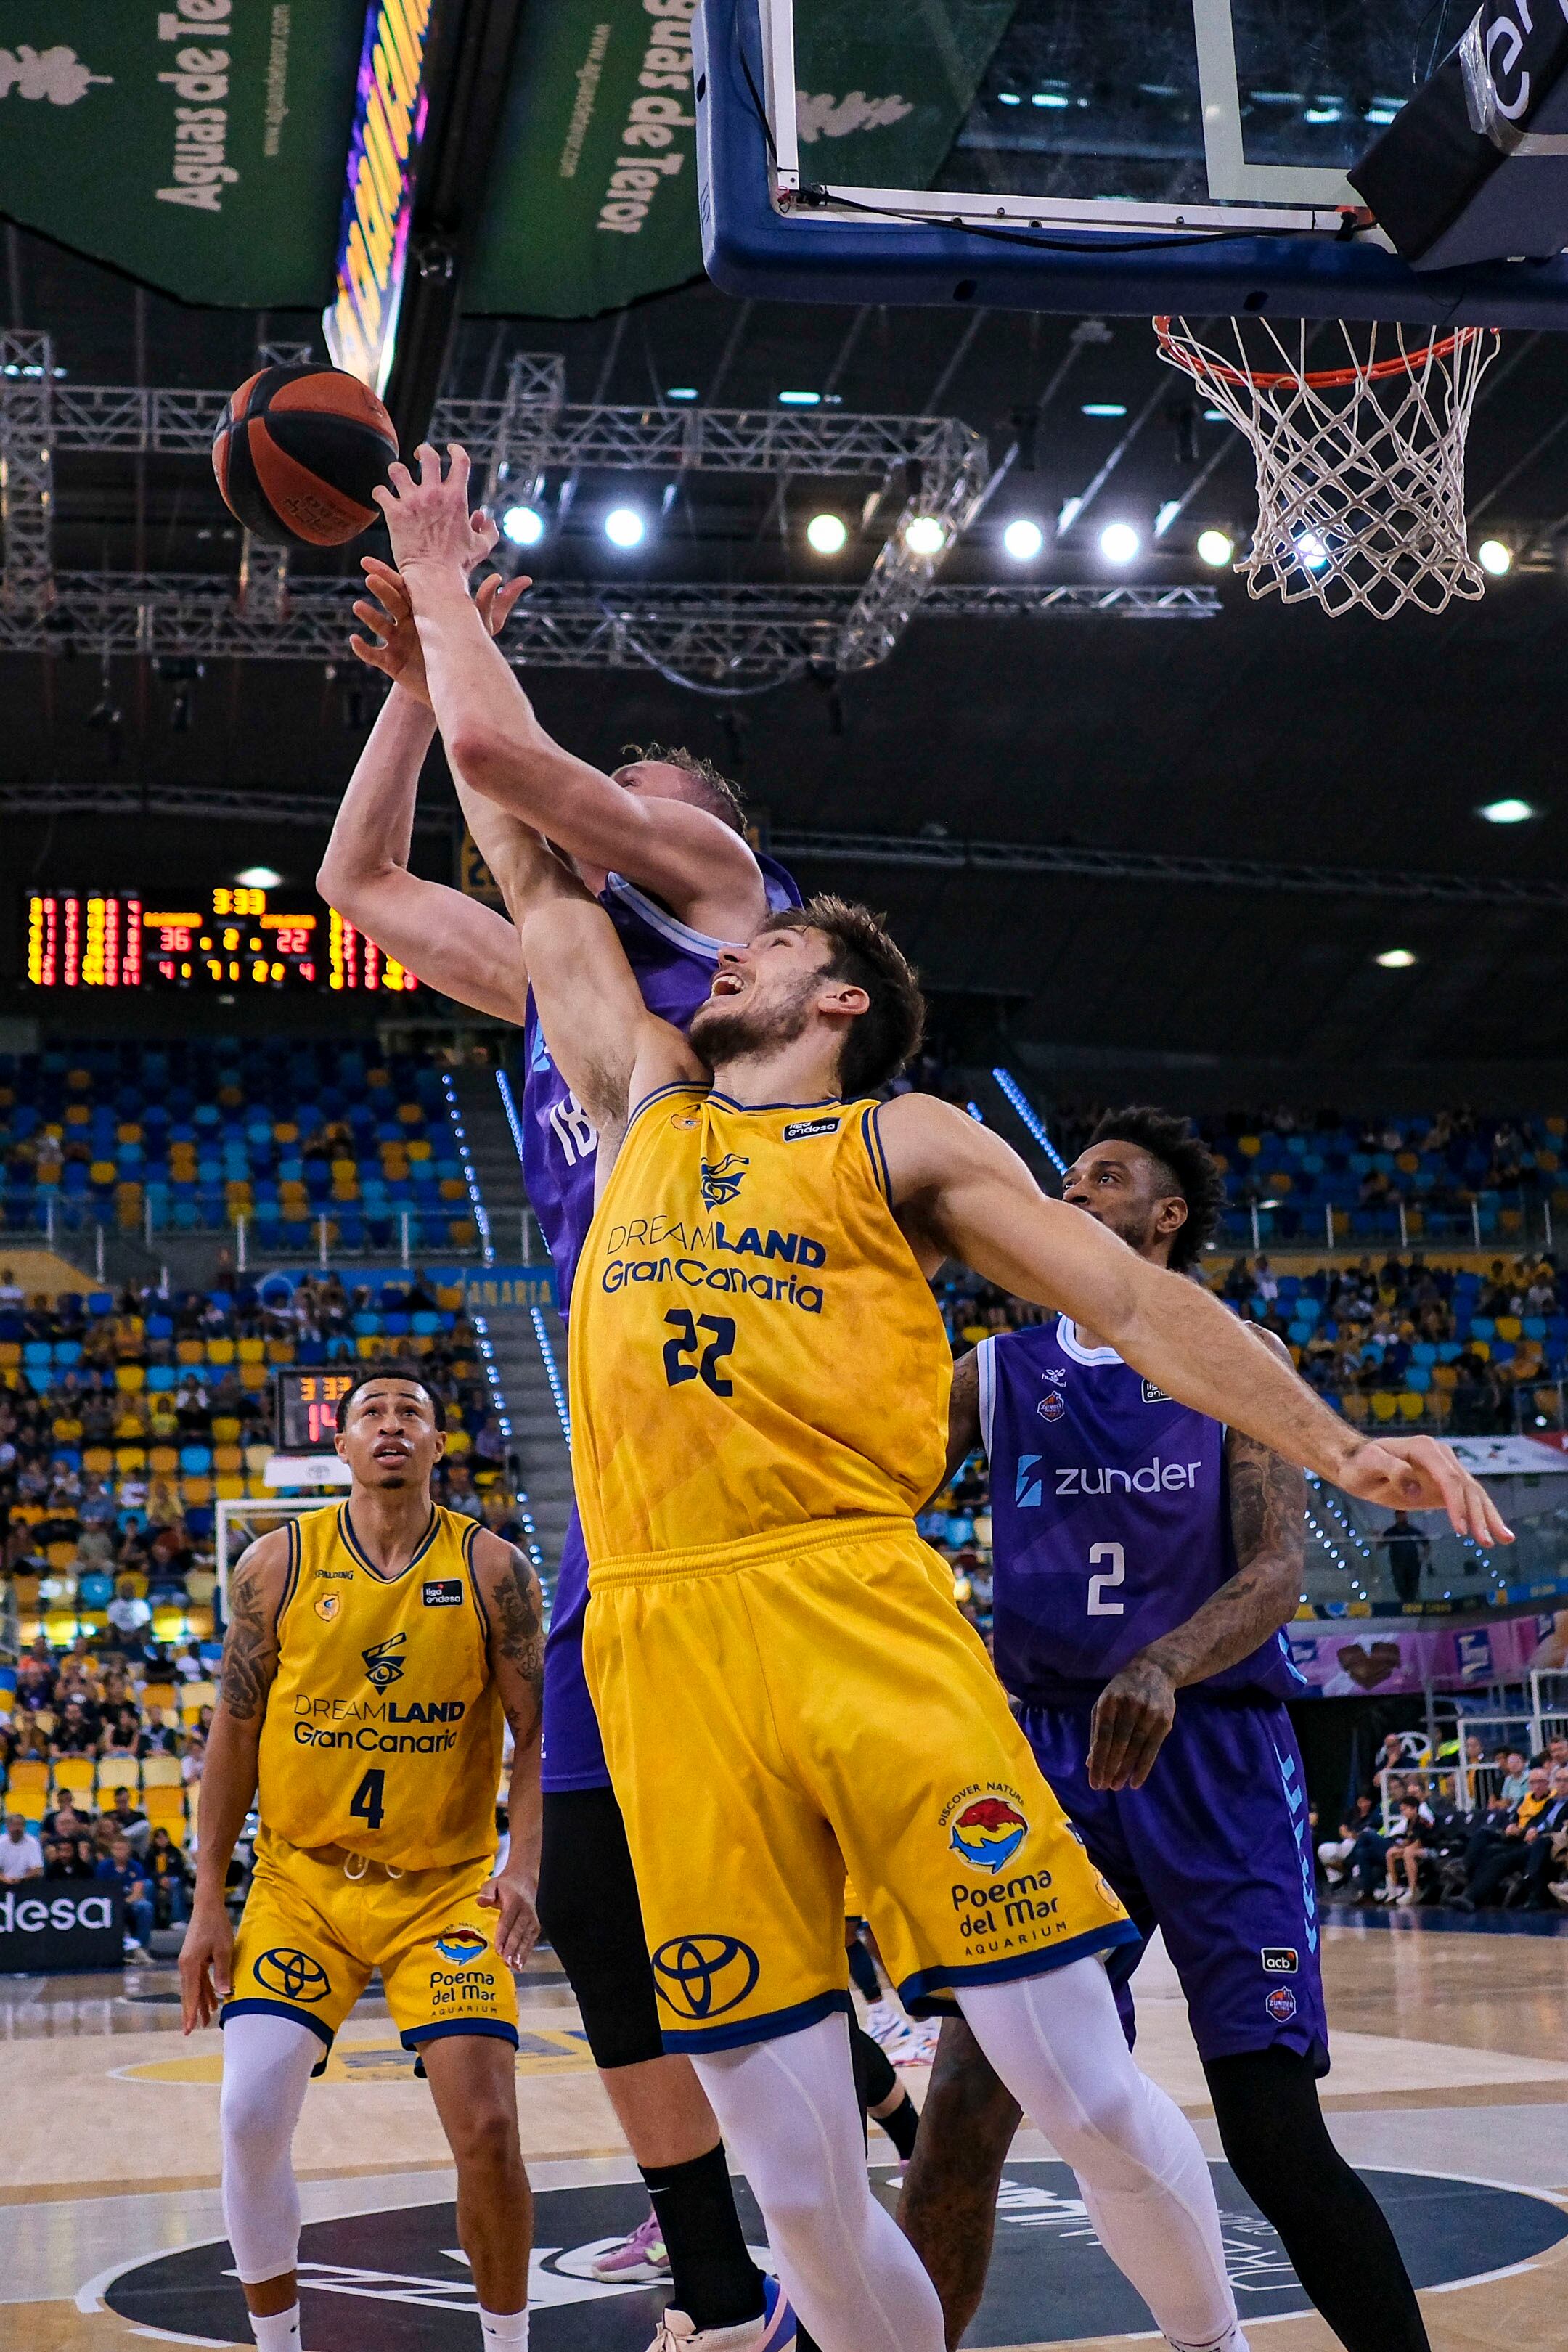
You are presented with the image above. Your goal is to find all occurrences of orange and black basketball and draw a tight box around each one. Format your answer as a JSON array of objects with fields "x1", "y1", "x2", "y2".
[{"x1": 211, "y1": 362, "x2": 399, "y2": 547}]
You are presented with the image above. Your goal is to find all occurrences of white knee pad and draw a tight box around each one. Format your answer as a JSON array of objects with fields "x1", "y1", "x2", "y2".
[{"x1": 220, "y1": 2012, "x2": 321, "y2": 2286}]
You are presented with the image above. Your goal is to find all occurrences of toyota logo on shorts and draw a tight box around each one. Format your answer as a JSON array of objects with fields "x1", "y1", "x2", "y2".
[
  {"x1": 255, "y1": 1947, "x2": 332, "y2": 2003},
  {"x1": 650, "y1": 1933, "x2": 760, "y2": 2020}
]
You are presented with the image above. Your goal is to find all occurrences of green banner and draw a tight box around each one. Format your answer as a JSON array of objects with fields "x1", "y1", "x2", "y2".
[
  {"x1": 470, "y1": 0, "x2": 702, "y2": 319},
  {"x1": 0, "y1": 0, "x2": 365, "y2": 307},
  {"x1": 469, "y1": 0, "x2": 1017, "y2": 319}
]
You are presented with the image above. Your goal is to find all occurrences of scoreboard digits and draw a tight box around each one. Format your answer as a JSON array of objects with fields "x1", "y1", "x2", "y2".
[
  {"x1": 276, "y1": 1368, "x2": 356, "y2": 1451},
  {"x1": 25, "y1": 886, "x2": 418, "y2": 995}
]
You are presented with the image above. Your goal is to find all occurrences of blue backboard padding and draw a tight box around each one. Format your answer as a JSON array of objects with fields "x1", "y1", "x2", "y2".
[{"x1": 696, "y1": 0, "x2": 1568, "y2": 329}]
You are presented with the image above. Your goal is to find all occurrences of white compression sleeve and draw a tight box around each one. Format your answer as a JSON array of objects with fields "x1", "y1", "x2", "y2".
[
  {"x1": 958, "y1": 1959, "x2": 1245, "y2": 2352},
  {"x1": 220, "y1": 2012, "x2": 322, "y2": 2286},
  {"x1": 691, "y1": 2014, "x2": 944, "y2": 2352}
]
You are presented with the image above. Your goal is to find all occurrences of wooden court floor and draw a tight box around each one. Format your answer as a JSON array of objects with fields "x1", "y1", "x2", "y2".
[{"x1": 3, "y1": 1914, "x2": 1567, "y2": 2351}]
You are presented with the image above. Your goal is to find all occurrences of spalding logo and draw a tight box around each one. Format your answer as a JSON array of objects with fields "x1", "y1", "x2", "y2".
[{"x1": 950, "y1": 1798, "x2": 1029, "y2": 1874}]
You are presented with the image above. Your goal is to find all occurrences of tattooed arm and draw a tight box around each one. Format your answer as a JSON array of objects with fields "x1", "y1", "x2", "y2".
[
  {"x1": 937, "y1": 1347, "x2": 981, "y2": 1497},
  {"x1": 1085, "y1": 1327, "x2": 1307, "y2": 1792},
  {"x1": 473, "y1": 1532, "x2": 547, "y2": 1969},
  {"x1": 179, "y1": 1530, "x2": 290, "y2": 2030}
]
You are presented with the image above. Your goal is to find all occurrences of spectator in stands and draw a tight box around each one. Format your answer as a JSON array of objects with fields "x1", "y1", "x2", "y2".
[
  {"x1": 1, "y1": 1813, "x2": 43, "y2": 1882},
  {"x1": 1381, "y1": 1794, "x2": 1437, "y2": 1906},
  {"x1": 181, "y1": 1730, "x2": 206, "y2": 1786},
  {"x1": 144, "y1": 1825, "x2": 191, "y2": 1927},
  {"x1": 138, "y1": 1704, "x2": 180, "y2": 1757},
  {"x1": 42, "y1": 1834, "x2": 91, "y2": 1880},
  {"x1": 99, "y1": 1704, "x2": 142, "y2": 1768},
  {"x1": 1376, "y1": 1513, "x2": 1432, "y2": 1606},
  {"x1": 106, "y1": 1576, "x2": 152, "y2": 1655},
  {"x1": 96, "y1": 1836, "x2": 154, "y2": 1959},
  {"x1": 105, "y1": 1787, "x2": 150, "y2": 1858},
  {"x1": 1517, "y1": 1765, "x2": 1568, "y2": 1911},
  {"x1": 1501, "y1": 1749, "x2": 1531, "y2": 1805},
  {"x1": 49, "y1": 1697, "x2": 97, "y2": 1757},
  {"x1": 1447, "y1": 1768, "x2": 1553, "y2": 1909}
]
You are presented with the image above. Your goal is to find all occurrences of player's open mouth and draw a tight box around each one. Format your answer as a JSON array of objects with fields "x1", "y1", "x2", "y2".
[
  {"x1": 372, "y1": 1440, "x2": 412, "y2": 1462},
  {"x1": 711, "y1": 971, "x2": 746, "y2": 997}
]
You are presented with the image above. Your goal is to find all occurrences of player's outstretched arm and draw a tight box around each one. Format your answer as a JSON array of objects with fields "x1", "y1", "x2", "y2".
[
  {"x1": 879, "y1": 1093, "x2": 1513, "y2": 1543},
  {"x1": 378, "y1": 445, "x2": 764, "y2": 936},
  {"x1": 318, "y1": 569, "x2": 531, "y2": 1025},
  {"x1": 179, "y1": 1530, "x2": 290, "y2": 2033},
  {"x1": 1086, "y1": 1329, "x2": 1307, "y2": 1792},
  {"x1": 473, "y1": 1535, "x2": 546, "y2": 1972}
]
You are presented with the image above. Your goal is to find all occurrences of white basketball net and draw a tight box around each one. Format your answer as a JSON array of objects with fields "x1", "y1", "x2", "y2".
[{"x1": 1155, "y1": 316, "x2": 1500, "y2": 619}]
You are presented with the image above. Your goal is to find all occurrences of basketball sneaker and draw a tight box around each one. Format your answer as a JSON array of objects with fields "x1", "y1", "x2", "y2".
[
  {"x1": 650, "y1": 2274, "x2": 798, "y2": 2351},
  {"x1": 862, "y1": 1998, "x2": 922, "y2": 2060},
  {"x1": 592, "y1": 2210, "x2": 671, "y2": 2283}
]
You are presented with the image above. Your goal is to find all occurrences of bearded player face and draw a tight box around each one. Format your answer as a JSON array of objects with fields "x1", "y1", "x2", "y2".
[{"x1": 688, "y1": 924, "x2": 836, "y2": 1067}]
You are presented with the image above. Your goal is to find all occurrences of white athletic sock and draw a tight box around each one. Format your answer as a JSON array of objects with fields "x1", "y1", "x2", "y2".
[
  {"x1": 479, "y1": 2308, "x2": 530, "y2": 2348},
  {"x1": 691, "y1": 2013, "x2": 944, "y2": 2352},
  {"x1": 248, "y1": 2306, "x2": 301, "y2": 2352},
  {"x1": 958, "y1": 1959, "x2": 1246, "y2": 2352}
]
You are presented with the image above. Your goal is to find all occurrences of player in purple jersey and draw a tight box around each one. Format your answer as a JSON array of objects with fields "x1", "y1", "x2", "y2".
[
  {"x1": 900, "y1": 1108, "x2": 1430, "y2": 2352},
  {"x1": 319, "y1": 555, "x2": 805, "y2": 2352}
]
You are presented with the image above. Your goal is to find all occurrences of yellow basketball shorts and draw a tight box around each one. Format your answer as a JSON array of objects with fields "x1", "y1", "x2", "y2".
[
  {"x1": 583, "y1": 1516, "x2": 1138, "y2": 2051},
  {"x1": 222, "y1": 1831, "x2": 518, "y2": 2065}
]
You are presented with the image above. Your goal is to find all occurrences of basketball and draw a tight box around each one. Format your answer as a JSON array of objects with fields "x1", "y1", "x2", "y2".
[{"x1": 211, "y1": 363, "x2": 398, "y2": 548}]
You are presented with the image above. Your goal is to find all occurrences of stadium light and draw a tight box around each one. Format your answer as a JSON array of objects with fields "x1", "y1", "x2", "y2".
[
  {"x1": 235, "y1": 865, "x2": 283, "y2": 890},
  {"x1": 1477, "y1": 537, "x2": 1512, "y2": 576},
  {"x1": 1196, "y1": 528, "x2": 1235, "y2": 567},
  {"x1": 905, "y1": 515, "x2": 948, "y2": 555},
  {"x1": 1003, "y1": 518, "x2": 1044, "y2": 561},
  {"x1": 1477, "y1": 796, "x2": 1538, "y2": 824},
  {"x1": 500, "y1": 504, "x2": 544, "y2": 548},
  {"x1": 1099, "y1": 521, "x2": 1140, "y2": 564},
  {"x1": 604, "y1": 507, "x2": 646, "y2": 548},
  {"x1": 807, "y1": 513, "x2": 848, "y2": 555},
  {"x1": 1375, "y1": 948, "x2": 1418, "y2": 968}
]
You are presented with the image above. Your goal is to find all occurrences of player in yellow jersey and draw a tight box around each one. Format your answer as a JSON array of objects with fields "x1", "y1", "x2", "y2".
[
  {"x1": 377, "y1": 446, "x2": 1510, "y2": 2352},
  {"x1": 179, "y1": 1367, "x2": 545, "y2": 2352}
]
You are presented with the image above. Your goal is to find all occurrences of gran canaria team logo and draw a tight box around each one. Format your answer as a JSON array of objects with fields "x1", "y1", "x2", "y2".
[
  {"x1": 361, "y1": 1632, "x2": 407, "y2": 1692},
  {"x1": 950, "y1": 1797, "x2": 1029, "y2": 1874},
  {"x1": 699, "y1": 1153, "x2": 750, "y2": 1206},
  {"x1": 433, "y1": 1926, "x2": 488, "y2": 1967},
  {"x1": 314, "y1": 1593, "x2": 341, "y2": 1623}
]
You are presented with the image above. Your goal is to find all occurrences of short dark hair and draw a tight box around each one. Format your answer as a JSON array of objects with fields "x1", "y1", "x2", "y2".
[
  {"x1": 622, "y1": 741, "x2": 746, "y2": 833},
  {"x1": 763, "y1": 894, "x2": 926, "y2": 1097},
  {"x1": 1087, "y1": 1106, "x2": 1227, "y2": 1273},
  {"x1": 334, "y1": 1365, "x2": 446, "y2": 1432}
]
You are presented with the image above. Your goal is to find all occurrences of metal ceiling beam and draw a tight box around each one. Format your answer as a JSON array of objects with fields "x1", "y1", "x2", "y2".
[
  {"x1": 768, "y1": 829, "x2": 1568, "y2": 907},
  {"x1": 0, "y1": 573, "x2": 1217, "y2": 677}
]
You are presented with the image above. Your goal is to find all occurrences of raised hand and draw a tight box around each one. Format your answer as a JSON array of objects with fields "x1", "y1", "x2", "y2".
[
  {"x1": 372, "y1": 442, "x2": 499, "y2": 576},
  {"x1": 350, "y1": 556, "x2": 531, "y2": 706}
]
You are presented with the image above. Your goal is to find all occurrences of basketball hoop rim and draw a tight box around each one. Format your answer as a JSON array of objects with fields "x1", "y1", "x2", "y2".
[{"x1": 1152, "y1": 317, "x2": 1494, "y2": 393}]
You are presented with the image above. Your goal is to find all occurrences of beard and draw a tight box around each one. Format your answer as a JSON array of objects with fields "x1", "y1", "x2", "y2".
[{"x1": 689, "y1": 977, "x2": 818, "y2": 1068}]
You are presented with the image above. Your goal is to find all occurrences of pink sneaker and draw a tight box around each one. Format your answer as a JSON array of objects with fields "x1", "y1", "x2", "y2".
[{"x1": 591, "y1": 2210, "x2": 671, "y2": 2284}]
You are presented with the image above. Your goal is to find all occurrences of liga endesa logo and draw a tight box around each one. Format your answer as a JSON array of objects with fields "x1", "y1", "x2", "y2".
[{"x1": 949, "y1": 1797, "x2": 1029, "y2": 1874}]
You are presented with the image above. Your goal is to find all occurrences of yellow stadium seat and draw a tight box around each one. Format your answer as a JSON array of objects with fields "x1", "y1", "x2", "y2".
[
  {"x1": 180, "y1": 1679, "x2": 217, "y2": 1721},
  {"x1": 7, "y1": 1758, "x2": 48, "y2": 1801},
  {"x1": 211, "y1": 1416, "x2": 242, "y2": 1442},
  {"x1": 45, "y1": 1539, "x2": 76, "y2": 1570},
  {"x1": 144, "y1": 1784, "x2": 186, "y2": 1820},
  {"x1": 0, "y1": 1342, "x2": 18, "y2": 1367},
  {"x1": 266, "y1": 1338, "x2": 294, "y2": 1363},
  {"x1": 240, "y1": 1365, "x2": 270, "y2": 1392},
  {"x1": 44, "y1": 1610, "x2": 80, "y2": 1646},
  {"x1": 53, "y1": 1756, "x2": 94, "y2": 1795},
  {"x1": 1397, "y1": 1391, "x2": 1425, "y2": 1421},
  {"x1": 1370, "y1": 1392, "x2": 1398, "y2": 1421},
  {"x1": 115, "y1": 1446, "x2": 147, "y2": 1472},
  {"x1": 245, "y1": 1442, "x2": 275, "y2": 1471},
  {"x1": 115, "y1": 1364, "x2": 147, "y2": 1393},
  {"x1": 1470, "y1": 1340, "x2": 1491, "y2": 1363},
  {"x1": 213, "y1": 1445, "x2": 242, "y2": 1473},
  {"x1": 150, "y1": 1606, "x2": 187, "y2": 1644},
  {"x1": 141, "y1": 1681, "x2": 178, "y2": 1713},
  {"x1": 83, "y1": 1446, "x2": 114, "y2": 1475},
  {"x1": 95, "y1": 1756, "x2": 137, "y2": 1795},
  {"x1": 148, "y1": 1446, "x2": 179, "y2": 1475},
  {"x1": 187, "y1": 1605, "x2": 216, "y2": 1639},
  {"x1": 1495, "y1": 1315, "x2": 1523, "y2": 1341},
  {"x1": 237, "y1": 1337, "x2": 266, "y2": 1365},
  {"x1": 141, "y1": 1755, "x2": 183, "y2": 1789},
  {"x1": 176, "y1": 1339, "x2": 204, "y2": 1365},
  {"x1": 181, "y1": 1477, "x2": 213, "y2": 1506},
  {"x1": 1341, "y1": 1392, "x2": 1371, "y2": 1425},
  {"x1": 215, "y1": 1474, "x2": 245, "y2": 1501},
  {"x1": 207, "y1": 1338, "x2": 235, "y2": 1366},
  {"x1": 10, "y1": 1572, "x2": 41, "y2": 1609},
  {"x1": 187, "y1": 1569, "x2": 218, "y2": 1605}
]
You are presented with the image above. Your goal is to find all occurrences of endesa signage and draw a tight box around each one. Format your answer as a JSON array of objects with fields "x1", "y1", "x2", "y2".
[
  {"x1": 0, "y1": 1887, "x2": 123, "y2": 1973},
  {"x1": 323, "y1": 0, "x2": 433, "y2": 397}
]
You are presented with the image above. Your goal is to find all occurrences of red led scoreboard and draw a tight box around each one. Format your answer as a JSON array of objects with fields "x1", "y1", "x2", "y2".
[{"x1": 25, "y1": 887, "x2": 417, "y2": 995}]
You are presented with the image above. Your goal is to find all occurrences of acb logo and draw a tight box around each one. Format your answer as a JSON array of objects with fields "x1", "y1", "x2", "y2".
[
  {"x1": 651, "y1": 1932, "x2": 760, "y2": 2021},
  {"x1": 255, "y1": 1947, "x2": 331, "y2": 2003}
]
